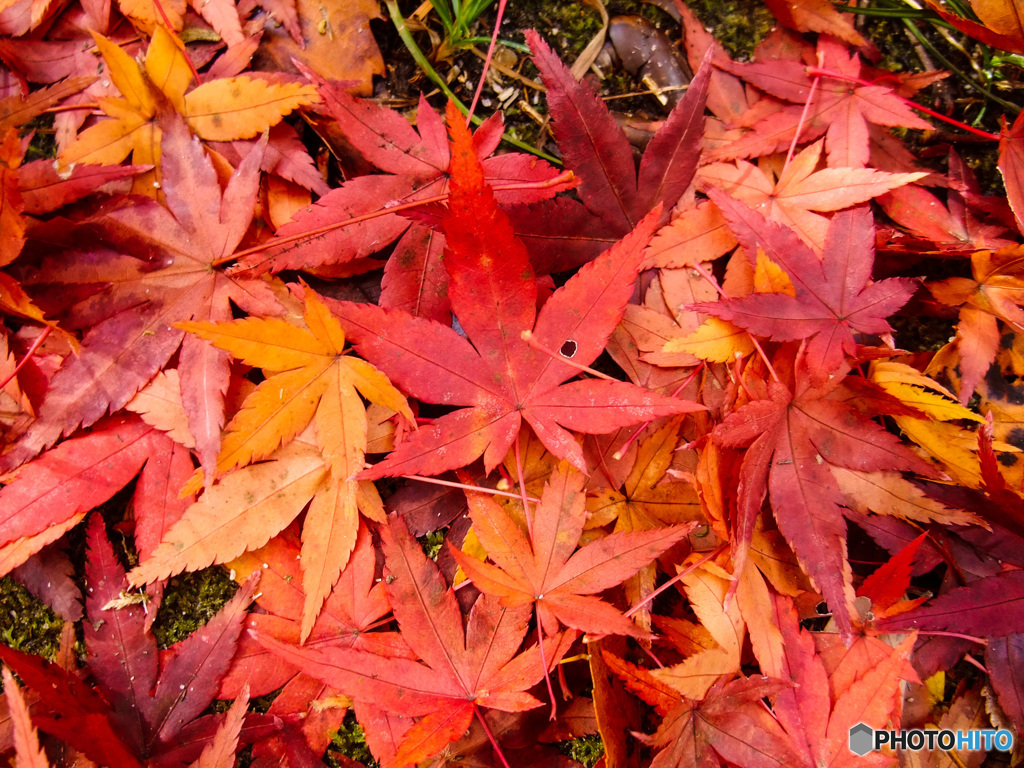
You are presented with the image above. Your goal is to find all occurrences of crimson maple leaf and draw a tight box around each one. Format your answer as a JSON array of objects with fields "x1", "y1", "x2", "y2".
[
  {"x1": 218, "y1": 522, "x2": 412, "y2": 762},
  {"x1": 711, "y1": 35, "x2": 938, "y2": 168},
  {"x1": 714, "y1": 353, "x2": 935, "y2": 643},
  {"x1": 325, "y1": 102, "x2": 703, "y2": 479},
  {"x1": 256, "y1": 514, "x2": 573, "y2": 767},
  {"x1": 506, "y1": 31, "x2": 711, "y2": 273},
  {"x1": 452, "y1": 463, "x2": 697, "y2": 638},
  {"x1": 220, "y1": 521, "x2": 412, "y2": 700},
  {"x1": 0, "y1": 516, "x2": 264, "y2": 766},
  {"x1": 236, "y1": 74, "x2": 569, "y2": 323},
  {"x1": 693, "y1": 190, "x2": 916, "y2": 380},
  {"x1": 0, "y1": 117, "x2": 285, "y2": 476},
  {"x1": 767, "y1": 594, "x2": 918, "y2": 768}
]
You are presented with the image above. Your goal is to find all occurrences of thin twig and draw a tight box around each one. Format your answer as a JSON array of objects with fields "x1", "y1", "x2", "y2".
[
  {"x1": 0, "y1": 327, "x2": 51, "y2": 392},
  {"x1": 473, "y1": 704, "x2": 513, "y2": 768},
  {"x1": 402, "y1": 474, "x2": 540, "y2": 503}
]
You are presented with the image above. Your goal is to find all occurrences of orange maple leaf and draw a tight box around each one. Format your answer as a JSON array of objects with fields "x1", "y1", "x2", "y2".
[{"x1": 130, "y1": 289, "x2": 412, "y2": 640}]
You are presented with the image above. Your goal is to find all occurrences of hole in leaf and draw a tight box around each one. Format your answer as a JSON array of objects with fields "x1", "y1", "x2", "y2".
[{"x1": 560, "y1": 340, "x2": 578, "y2": 358}]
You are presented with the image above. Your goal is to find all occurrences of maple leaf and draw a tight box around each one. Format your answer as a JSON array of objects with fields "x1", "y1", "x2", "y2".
[
  {"x1": 767, "y1": 594, "x2": 917, "y2": 768},
  {"x1": 761, "y1": 0, "x2": 868, "y2": 46},
  {"x1": 0, "y1": 414, "x2": 190, "y2": 572},
  {"x1": 325, "y1": 101, "x2": 703, "y2": 479},
  {"x1": 188, "y1": 684, "x2": 249, "y2": 768},
  {"x1": 162, "y1": 287, "x2": 410, "y2": 636},
  {"x1": 650, "y1": 565, "x2": 749, "y2": 700},
  {"x1": 0, "y1": 516, "x2": 263, "y2": 766},
  {"x1": 584, "y1": 419, "x2": 703, "y2": 625},
  {"x1": 880, "y1": 148, "x2": 1015, "y2": 255},
  {"x1": 605, "y1": 650, "x2": 803, "y2": 768},
  {"x1": 452, "y1": 463, "x2": 696, "y2": 638},
  {"x1": 222, "y1": 521, "x2": 414, "y2": 725},
  {"x1": 236, "y1": 75, "x2": 569, "y2": 323},
  {"x1": 0, "y1": 79, "x2": 96, "y2": 328},
  {"x1": 875, "y1": 568, "x2": 1024, "y2": 637},
  {"x1": 921, "y1": 0, "x2": 1024, "y2": 55},
  {"x1": 256, "y1": 514, "x2": 573, "y2": 766},
  {"x1": 931, "y1": 245, "x2": 1024, "y2": 401},
  {"x1": 219, "y1": 522, "x2": 411, "y2": 704},
  {"x1": 693, "y1": 190, "x2": 916, "y2": 379},
  {"x1": 127, "y1": 425, "x2": 392, "y2": 640},
  {"x1": 505, "y1": 31, "x2": 711, "y2": 273},
  {"x1": 696, "y1": 139, "x2": 926, "y2": 250},
  {"x1": 0, "y1": 117, "x2": 286, "y2": 475},
  {"x1": 60, "y1": 28, "x2": 318, "y2": 190},
  {"x1": 2, "y1": 666, "x2": 50, "y2": 768},
  {"x1": 712, "y1": 36, "x2": 937, "y2": 168},
  {"x1": 1000, "y1": 109, "x2": 1024, "y2": 232},
  {"x1": 714, "y1": 353, "x2": 935, "y2": 644}
]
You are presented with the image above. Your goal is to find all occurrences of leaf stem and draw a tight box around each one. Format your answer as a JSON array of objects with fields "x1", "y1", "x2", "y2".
[
  {"x1": 466, "y1": 0, "x2": 507, "y2": 124},
  {"x1": 612, "y1": 364, "x2": 704, "y2": 461},
  {"x1": 804, "y1": 66, "x2": 1001, "y2": 141},
  {"x1": 783, "y1": 48, "x2": 823, "y2": 171},
  {"x1": 401, "y1": 474, "x2": 540, "y2": 503},
  {"x1": 520, "y1": 330, "x2": 619, "y2": 382},
  {"x1": 917, "y1": 630, "x2": 987, "y2": 645},
  {"x1": 535, "y1": 606, "x2": 558, "y2": 721},
  {"x1": 220, "y1": 171, "x2": 574, "y2": 269},
  {"x1": 384, "y1": 0, "x2": 560, "y2": 164},
  {"x1": 961, "y1": 654, "x2": 990, "y2": 675},
  {"x1": 151, "y1": 1, "x2": 202, "y2": 86},
  {"x1": 623, "y1": 544, "x2": 726, "y2": 619},
  {"x1": 43, "y1": 103, "x2": 101, "y2": 113},
  {"x1": 473, "y1": 704, "x2": 513, "y2": 768},
  {"x1": 0, "y1": 326, "x2": 51, "y2": 392}
]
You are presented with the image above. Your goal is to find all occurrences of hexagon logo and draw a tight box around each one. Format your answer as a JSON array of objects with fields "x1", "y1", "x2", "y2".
[{"x1": 849, "y1": 723, "x2": 874, "y2": 756}]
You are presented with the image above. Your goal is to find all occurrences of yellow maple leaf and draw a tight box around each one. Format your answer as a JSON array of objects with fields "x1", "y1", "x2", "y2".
[
  {"x1": 60, "y1": 28, "x2": 318, "y2": 192},
  {"x1": 135, "y1": 289, "x2": 412, "y2": 640}
]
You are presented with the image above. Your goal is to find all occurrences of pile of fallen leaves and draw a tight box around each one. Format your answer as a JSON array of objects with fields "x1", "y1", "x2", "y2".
[{"x1": 1, "y1": 0, "x2": 1024, "y2": 765}]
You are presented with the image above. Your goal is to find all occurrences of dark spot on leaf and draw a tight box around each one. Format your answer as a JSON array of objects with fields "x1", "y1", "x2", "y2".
[
  {"x1": 560, "y1": 340, "x2": 578, "y2": 358},
  {"x1": 1004, "y1": 428, "x2": 1024, "y2": 451}
]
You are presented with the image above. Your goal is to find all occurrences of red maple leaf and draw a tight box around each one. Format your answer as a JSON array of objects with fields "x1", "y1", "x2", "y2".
[
  {"x1": 0, "y1": 415, "x2": 191, "y2": 571},
  {"x1": 256, "y1": 514, "x2": 573, "y2": 767},
  {"x1": 711, "y1": 36, "x2": 937, "y2": 168},
  {"x1": 0, "y1": 516, "x2": 265, "y2": 766},
  {"x1": 604, "y1": 650, "x2": 804, "y2": 768},
  {"x1": 325, "y1": 102, "x2": 703, "y2": 479},
  {"x1": 235, "y1": 74, "x2": 570, "y2": 323},
  {"x1": 714, "y1": 354, "x2": 934, "y2": 643},
  {"x1": 0, "y1": 117, "x2": 285, "y2": 476},
  {"x1": 694, "y1": 190, "x2": 916, "y2": 380}
]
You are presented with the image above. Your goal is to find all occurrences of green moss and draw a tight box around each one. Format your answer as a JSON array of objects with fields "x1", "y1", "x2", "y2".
[
  {"x1": 0, "y1": 576, "x2": 64, "y2": 660},
  {"x1": 504, "y1": 0, "x2": 603, "y2": 60},
  {"x1": 889, "y1": 314, "x2": 957, "y2": 353},
  {"x1": 325, "y1": 711, "x2": 377, "y2": 767},
  {"x1": 559, "y1": 733, "x2": 605, "y2": 767},
  {"x1": 23, "y1": 113, "x2": 57, "y2": 162},
  {"x1": 682, "y1": 0, "x2": 774, "y2": 60},
  {"x1": 418, "y1": 530, "x2": 446, "y2": 561},
  {"x1": 150, "y1": 567, "x2": 238, "y2": 649}
]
